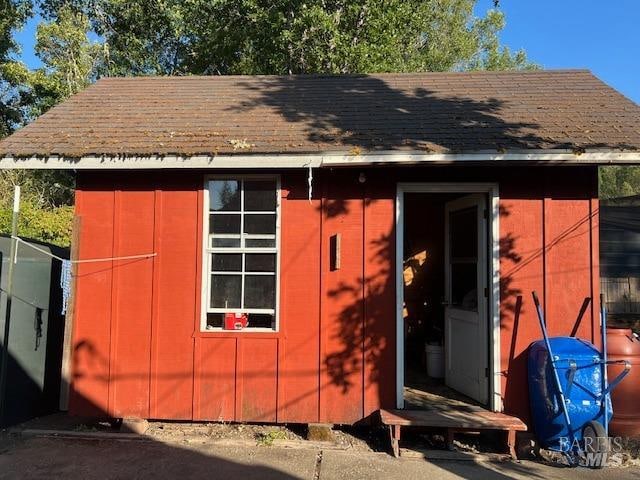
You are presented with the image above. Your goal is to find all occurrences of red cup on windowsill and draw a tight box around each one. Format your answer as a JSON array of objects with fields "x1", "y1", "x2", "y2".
[{"x1": 224, "y1": 312, "x2": 248, "y2": 330}]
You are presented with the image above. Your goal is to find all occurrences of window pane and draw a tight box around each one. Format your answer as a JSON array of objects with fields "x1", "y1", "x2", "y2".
[
  {"x1": 209, "y1": 180, "x2": 240, "y2": 211},
  {"x1": 451, "y1": 263, "x2": 477, "y2": 311},
  {"x1": 211, "y1": 254, "x2": 242, "y2": 272},
  {"x1": 244, "y1": 214, "x2": 276, "y2": 235},
  {"x1": 449, "y1": 207, "x2": 477, "y2": 259},
  {"x1": 245, "y1": 254, "x2": 276, "y2": 272},
  {"x1": 245, "y1": 180, "x2": 276, "y2": 211},
  {"x1": 210, "y1": 275, "x2": 242, "y2": 309},
  {"x1": 244, "y1": 275, "x2": 275, "y2": 309},
  {"x1": 206, "y1": 313, "x2": 224, "y2": 329},
  {"x1": 210, "y1": 214, "x2": 240, "y2": 234},
  {"x1": 245, "y1": 238, "x2": 276, "y2": 248},
  {"x1": 247, "y1": 313, "x2": 275, "y2": 329},
  {"x1": 211, "y1": 237, "x2": 240, "y2": 248}
]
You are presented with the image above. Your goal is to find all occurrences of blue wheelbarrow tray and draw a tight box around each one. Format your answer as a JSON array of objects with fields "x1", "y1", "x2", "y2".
[{"x1": 529, "y1": 336, "x2": 611, "y2": 451}]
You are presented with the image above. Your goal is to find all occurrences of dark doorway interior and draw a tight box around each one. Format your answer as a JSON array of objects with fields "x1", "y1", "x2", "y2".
[{"x1": 402, "y1": 193, "x2": 482, "y2": 410}]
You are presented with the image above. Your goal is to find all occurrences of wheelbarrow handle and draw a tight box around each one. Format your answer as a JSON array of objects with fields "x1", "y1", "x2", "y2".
[
  {"x1": 602, "y1": 360, "x2": 631, "y2": 397},
  {"x1": 602, "y1": 359, "x2": 631, "y2": 367},
  {"x1": 531, "y1": 291, "x2": 579, "y2": 449},
  {"x1": 532, "y1": 291, "x2": 541, "y2": 309}
]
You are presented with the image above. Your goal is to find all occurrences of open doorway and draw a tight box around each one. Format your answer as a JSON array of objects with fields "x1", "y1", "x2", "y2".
[{"x1": 396, "y1": 184, "x2": 499, "y2": 412}]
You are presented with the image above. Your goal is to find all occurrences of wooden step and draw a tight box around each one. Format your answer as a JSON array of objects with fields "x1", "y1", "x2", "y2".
[{"x1": 378, "y1": 408, "x2": 527, "y2": 459}]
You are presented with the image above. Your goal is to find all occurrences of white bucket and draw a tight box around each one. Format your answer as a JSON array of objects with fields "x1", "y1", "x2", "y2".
[{"x1": 425, "y1": 343, "x2": 445, "y2": 379}]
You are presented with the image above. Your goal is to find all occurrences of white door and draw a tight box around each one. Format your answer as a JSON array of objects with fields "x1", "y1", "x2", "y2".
[{"x1": 444, "y1": 194, "x2": 488, "y2": 405}]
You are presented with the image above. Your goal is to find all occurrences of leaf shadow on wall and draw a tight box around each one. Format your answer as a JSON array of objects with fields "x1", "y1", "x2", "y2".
[{"x1": 500, "y1": 204, "x2": 599, "y2": 423}]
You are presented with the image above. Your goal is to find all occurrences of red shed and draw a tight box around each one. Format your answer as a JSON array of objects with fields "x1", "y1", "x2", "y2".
[{"x1": 1, "y1": 71, "x2": 639, "y2": 432}]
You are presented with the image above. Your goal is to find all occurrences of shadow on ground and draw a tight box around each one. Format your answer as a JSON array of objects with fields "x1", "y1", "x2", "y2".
[{"x1": 1, "y1": 433, "x2": 638, "y2": 480}]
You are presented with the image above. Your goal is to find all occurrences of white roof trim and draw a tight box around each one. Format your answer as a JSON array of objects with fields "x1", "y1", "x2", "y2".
[
  {"x1": 0, "y1": 149, "x2": 639, "y2": 169},
  {"x1": 320, "y1": 150, "x2": 640, "y2": 166}
]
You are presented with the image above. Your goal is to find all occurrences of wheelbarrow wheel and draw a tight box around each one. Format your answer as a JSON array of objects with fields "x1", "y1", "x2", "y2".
[{"x1": 582, "y1": 420, "x2": 608, "y2": 469}]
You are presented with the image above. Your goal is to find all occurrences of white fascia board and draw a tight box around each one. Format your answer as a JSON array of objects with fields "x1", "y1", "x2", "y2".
[
  {"x1": 0, "y1": 154, "x2": 323, "y2": 169},
  {"x1": 1, "y1": 149, "x2": 639, "y2": 169},
  {"x1": 319, "y1": 150, "x2": 640, "y2": 166}
]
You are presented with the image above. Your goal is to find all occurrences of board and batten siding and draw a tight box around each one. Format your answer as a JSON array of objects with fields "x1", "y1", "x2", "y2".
[
  {"x1": 497, "y1": 167, "x2": 600, "y2": 423},
  {"x1": 69, "y1": 166, "x2": 599, "y2": 425},
  {"x1": 70, "y1": 170, "x2": 395, "y2": 423}
]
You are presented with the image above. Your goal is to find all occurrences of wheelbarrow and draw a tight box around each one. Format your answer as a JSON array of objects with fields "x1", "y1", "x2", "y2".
[{"x1": 528, "y1": 292, "x2": 631, "y2": 467}]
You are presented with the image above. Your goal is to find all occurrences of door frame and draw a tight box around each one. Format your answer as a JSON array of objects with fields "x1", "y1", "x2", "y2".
[{"x1": 395, "y1": 182, "x2": 501, "y2": 412}]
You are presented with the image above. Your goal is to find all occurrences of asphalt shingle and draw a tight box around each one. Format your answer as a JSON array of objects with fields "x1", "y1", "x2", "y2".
[{"x1": 1, "y1": 70, "x2": 638, "y2": 158}]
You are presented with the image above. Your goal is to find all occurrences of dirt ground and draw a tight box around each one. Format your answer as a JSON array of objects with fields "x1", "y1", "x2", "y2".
[
  {"x1": 9, "y1": 413, "x2": 640, "y2": 468},
  {"x1": 6, "y1": 414, "x2": 640, "y2": 478},
  {"x1": 144, "y1": 421, "x2": 375, "y2": 450},
  {"x1": 2, "y1": 432, "x2": 640, "y2": 480}
]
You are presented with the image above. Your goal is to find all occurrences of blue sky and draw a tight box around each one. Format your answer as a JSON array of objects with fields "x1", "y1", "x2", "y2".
[
  {"x1": 477, "y1": 0, "x2": 640, "y2": 103},
  {"x1": 13, "y1": 15, "x2": 41, "y2": 68},
  {"x1": 14, "y1": 2, "x2": 640, "y2": 104}
]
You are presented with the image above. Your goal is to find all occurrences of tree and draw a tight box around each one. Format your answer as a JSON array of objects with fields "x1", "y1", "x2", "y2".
[
  {"x1": 600, "y1": 166, "x2": 640, "y2": 200},
  {"x1": 0, "y1": 0, "x2": 33, "y2": 137},
  {"x1": 186, "y1": 0, "x2": 535, "y2": 74},
  {"x1": 29, "y1": 6, "x2": 104, "y2": 114},
  {"x1": 40, "y1": 0, "x2": 535, "y2": 76}
]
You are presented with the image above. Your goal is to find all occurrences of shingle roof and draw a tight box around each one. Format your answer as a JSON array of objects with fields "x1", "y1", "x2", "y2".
[{"x1": 1, "y1": 70, "x2": 639, "y2": 158}]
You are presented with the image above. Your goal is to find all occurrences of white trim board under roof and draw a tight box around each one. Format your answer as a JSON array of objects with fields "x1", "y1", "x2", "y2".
[{"x1": 1, "y1": 149, "x2": 640, "y2": 169}]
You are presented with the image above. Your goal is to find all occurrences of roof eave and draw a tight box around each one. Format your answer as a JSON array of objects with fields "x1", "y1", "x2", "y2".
[{"x1": 1, "y1": 149, "x2": 639, "y2": 169}]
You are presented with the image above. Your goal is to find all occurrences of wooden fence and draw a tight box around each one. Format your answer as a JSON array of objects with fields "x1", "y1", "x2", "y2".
[{"x1": 601, "y1": 277, "x2": 640, "y2": 315}]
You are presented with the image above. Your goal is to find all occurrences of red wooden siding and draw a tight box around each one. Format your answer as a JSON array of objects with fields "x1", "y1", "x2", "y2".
[
  {"x1": 108, "y1": 187, "x2": 155, "y2": 418},
  {"x1": 70, "y1": 166, "x2": 599, "y2": 427},
  {"x1": 363, "y1": 176, "x2": 396, "y2": 417},
  {"x1": 498, "y1": 167, "x2": 599, "y2": 422},
  {"x1": 150, "y1": 180, "x2": 198, "y2": 420},
  {"x1": 194, "y1": 338, "x2": 236, "y2": 421},
  {"x1": 277, "y1": 173, "x2": 321, "y2": 423},
  {"x1": 319, "y1": 173, "x2": 365, "y2": 423},
  {"x1": 498, "y1": 194, "x2": 546, "y2": 423},
  {"x1": 70, "y1": 176, "x2": 114, "y2": 416},
  {"x1": 544, "y1": 199, "x2": 594, "y2": 338},
  {"x1": 237, "y1": 338, "x2": 279, "y2": 422}
]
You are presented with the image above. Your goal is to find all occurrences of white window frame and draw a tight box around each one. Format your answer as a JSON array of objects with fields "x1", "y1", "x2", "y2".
[{"x1": 201, "y1": 174, "x2": 281, "y2": 332}]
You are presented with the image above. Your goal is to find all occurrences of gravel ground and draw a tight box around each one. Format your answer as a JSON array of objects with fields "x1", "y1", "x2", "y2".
[{"x1": 11, "y1": 413, "x2": 640, "y2": 469}]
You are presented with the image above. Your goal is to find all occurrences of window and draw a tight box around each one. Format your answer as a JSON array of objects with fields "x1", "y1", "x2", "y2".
[
  {"x1": 449, "y1": 206, "x2": 478, "y2": 311},
  {"x1": 203, "y1": 177, "x2": 280, "y2": 331}
]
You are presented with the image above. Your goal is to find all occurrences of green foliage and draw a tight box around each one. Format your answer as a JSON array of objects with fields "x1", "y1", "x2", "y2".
[
  {"x1": 599, "y1": 166, "x2": 640, "y2": 200},
  {"x1": 468, "y1": 8, "x2": 533, "y2": 71},
  {"x1": 0, "y1": 170, "x2": 74, "y2": 208},
  {"x1": 0, "y1": 169, "x2": 74, "y2": 246},
  {"x1": 256, "y1": 429, "x2": 287, "y2": 446},
  {"x1": 42, "y1": 0, "x2": 535, "y2": 75},
  {"x1": 0, "y1": 0, "x2": 34, "y2": 136},
  {"x1": 0, "y1": 200, "x2": 73, "y2": 246},
  {"x1": 28, "y1": 6, "x2": 104, "y2": 115},
  {"x1": 35, "y1": 7, "x2": 103, "y2": 93}
]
